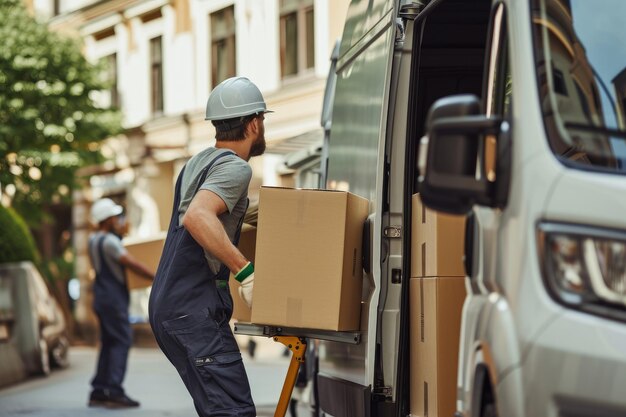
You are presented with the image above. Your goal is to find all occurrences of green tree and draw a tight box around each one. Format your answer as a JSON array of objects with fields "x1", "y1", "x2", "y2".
[
  {"x1": 0, "y1": 205, "x2": 40, "y2": 264},
  {"x1": 0, "y1": 0, "x2": 122, "y2": 225}
]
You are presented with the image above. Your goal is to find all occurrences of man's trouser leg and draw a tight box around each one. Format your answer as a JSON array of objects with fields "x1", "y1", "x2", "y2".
[
  {"x1": 91, "y1": 316, "x2": 111, "y2": 392},
  {"x1": 153, "y1": 310, "x2": 256, "y2": 417},
  {"x1": 93, "y1": 308, "x2": 132, "y2": 395}
]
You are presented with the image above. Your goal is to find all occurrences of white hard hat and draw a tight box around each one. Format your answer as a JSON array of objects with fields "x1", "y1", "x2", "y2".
[
  {"x1": 91, "y1": 198, "x2": 123, "y2": 224},
  {"x1": 205, "y1": 76, "x2": 272, "y2": 121}
]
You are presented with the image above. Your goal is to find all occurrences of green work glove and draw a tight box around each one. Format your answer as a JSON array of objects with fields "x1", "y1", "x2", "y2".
[{"x1": 235, "y1": 262, "x2": 254, "y2": 308}]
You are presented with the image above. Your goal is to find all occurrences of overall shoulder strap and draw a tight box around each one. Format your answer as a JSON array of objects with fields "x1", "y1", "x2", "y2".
[
  {"x1": 174, "y1": 150, "x2": 235, "y2": 228},
  {"x1": 90, "y1": 234, "x2": 107, "y2": 274},
  {"x1": 187, "y1": 150, "x2": 236, "y2": 201},
  {"x1": 171, "y1": 166, "x2": 186, "y2": 211}
]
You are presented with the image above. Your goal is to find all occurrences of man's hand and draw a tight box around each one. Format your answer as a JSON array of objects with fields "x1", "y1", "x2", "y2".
[
  {"x1": 238, "y1": 274, "x2": 254, "y2": 308},
  {"x1": 235, "y1": 262, "x2": 254, "y2": 308}
]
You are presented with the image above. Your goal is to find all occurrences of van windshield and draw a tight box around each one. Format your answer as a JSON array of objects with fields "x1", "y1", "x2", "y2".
[{"x1": 532, "y1": 0, "x2": 626, "y2": 172}]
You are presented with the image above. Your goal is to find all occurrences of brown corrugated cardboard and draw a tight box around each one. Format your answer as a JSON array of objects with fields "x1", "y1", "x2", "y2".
[
  {"x1": 411, "y1": 194, "x2": 466, "y2": 278},
  {"x1": 123, "y1": 233, "x2": 166, "y2": 290},
  {"x1": 410, "y1": 277, "x2": 466, "y2": 417},
  {"x1": 251, "y1": 187, "x2": 369, "y2": 331},
  {"x1": 229, "y1": 224, "x2": 256, "y2": 322}
]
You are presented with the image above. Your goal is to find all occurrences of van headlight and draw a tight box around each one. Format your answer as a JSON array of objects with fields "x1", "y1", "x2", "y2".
[{"x1": 538, "y1": 222, "x2": 626, "y2": 320}]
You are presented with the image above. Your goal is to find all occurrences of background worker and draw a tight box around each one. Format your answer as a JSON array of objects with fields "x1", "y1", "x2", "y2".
[
  {"x1": 149, "y1": 76, "x2": 267, "y2": 417},
  {"x1": 88, "y1": 198, "x2": 155, "y2": 408}
]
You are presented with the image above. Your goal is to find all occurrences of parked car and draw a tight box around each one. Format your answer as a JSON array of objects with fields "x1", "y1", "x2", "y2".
[{"x1": 0, "y1": 261, "x2": 69, "y2": 376}]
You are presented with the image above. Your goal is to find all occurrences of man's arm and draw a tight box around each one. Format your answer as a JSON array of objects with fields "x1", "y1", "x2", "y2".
[
  {"x1": 182, "y1": 189, "x2": 248, "y2": 274},
  {"x1": 119, "y1": 254, "x2": 155, "y2": 280}
]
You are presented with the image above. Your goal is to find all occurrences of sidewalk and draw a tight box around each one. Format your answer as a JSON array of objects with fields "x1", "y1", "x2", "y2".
[{"x1": 0, "y1": 339, "x2": 289, "y2": 417}]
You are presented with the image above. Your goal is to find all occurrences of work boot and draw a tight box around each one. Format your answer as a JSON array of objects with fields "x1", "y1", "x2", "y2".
[
  {"x1": 88, "y1": 390, "x2": 140, "y2": 408},
  {"x1": 88, "y1": 389, "x2": 108, "y2": 407},
  {"x1": 104, "y1": 393, "x2": 140, "y2": 409}
]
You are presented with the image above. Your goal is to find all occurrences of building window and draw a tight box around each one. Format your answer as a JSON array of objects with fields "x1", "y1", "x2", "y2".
[
  {"x1": 210, "y1": 6, "x2": 236, "y2": 88},
  {"x1": 107, "y1": 53, "x2": 119, "y2": 108},
  {"x1": 150, "y1": 36, "x2": 164, "y2": 114},
  {"x1": 280, "y1": 0, "x2": 315, "y2": 78}
]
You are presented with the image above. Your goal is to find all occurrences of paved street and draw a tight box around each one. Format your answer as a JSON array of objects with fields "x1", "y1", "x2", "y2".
[{"x1": 0, "y1": 339, "x2": 289, "y2": 417}]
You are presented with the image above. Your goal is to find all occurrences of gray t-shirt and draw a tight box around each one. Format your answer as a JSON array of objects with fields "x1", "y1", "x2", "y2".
[
  {"x1": 89, "y1": 232, "x2": 127, "y2": 284},
  {"x1": 178, "y1": 147, "x2": 252, "y2": 274}
]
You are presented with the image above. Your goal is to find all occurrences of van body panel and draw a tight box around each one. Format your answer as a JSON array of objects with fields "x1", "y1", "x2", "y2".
[
  {"x1": 495, "y1": 367, "x2": 525, "y2": 417},
  {"x1": 327, "y1": 29, "x2": 394, "y2": 202},
  {"x1": 338, "y1": 0, "x2": 394, "y2": 60},
  {"x1": 458, "y1": 293, "x2": 524, "y2": 415},
  {"x1": 455, "y1": 0, "x2": 626, "y2": 415},
  {"x1": 523, "y1": 310, "x2": 626, "y2": 417},
  {"x1": 319, "y1": 0, "x2": 398, "y2": 398},
  {"x1": 544, "y1": 170, "x2": 626, "y2": 228}
]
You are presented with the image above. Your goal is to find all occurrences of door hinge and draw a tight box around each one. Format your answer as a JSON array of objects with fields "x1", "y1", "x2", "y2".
[
  {"x1": 383, "y1": 226, "x2": 402, "y2": 238},
  {"x1": 373, "y1": 385, "x2": 393, "y2": 398},
  {"x1": 399, "y1": 1, "x2": 427, "y2": 20}
]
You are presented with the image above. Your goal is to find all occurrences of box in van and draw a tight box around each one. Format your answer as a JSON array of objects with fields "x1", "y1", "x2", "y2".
[
  {"x1": 251, "y1": 187, "x2": 369, "y2": 331},
  {"x1": 411, "y1": 194, "x2": 466, "y2": 278},
  {"x1": 410, "y1": 276, "x2": 466, "y2": 417}
]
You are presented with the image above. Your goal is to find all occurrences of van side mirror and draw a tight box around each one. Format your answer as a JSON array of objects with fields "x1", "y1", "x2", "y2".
[{"x1": 418, "y1": 94, "x2": 508, "y2": 215}]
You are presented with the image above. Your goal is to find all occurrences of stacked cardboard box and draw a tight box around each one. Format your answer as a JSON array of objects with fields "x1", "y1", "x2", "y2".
[
  {"x1": 410, "y1": 194, "x2": 466, "y2": 278},
  {"x1": 123, "y1": 232, "x2": 166, "y2": 290},
  {"x1": 251, "y1": 187, "x2": 369, "y2": 331},
  {"x1": 410, "y1": 194, "x2": 467, "y2": 417}
]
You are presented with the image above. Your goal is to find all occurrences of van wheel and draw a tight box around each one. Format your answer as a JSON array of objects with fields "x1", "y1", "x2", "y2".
[{"x1": 37, "y1": 338, "x2": 51, "y2": 376}]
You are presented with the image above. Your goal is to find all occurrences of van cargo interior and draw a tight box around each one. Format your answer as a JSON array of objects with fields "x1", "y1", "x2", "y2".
[
  {"x1": 409, "y1": 0, "x2": 491, "y2": 176},
  {"x1": 397, "y1": 1, "x2": 491, "y2": 416}
]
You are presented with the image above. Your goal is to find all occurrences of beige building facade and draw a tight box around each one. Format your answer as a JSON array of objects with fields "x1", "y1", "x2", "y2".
[{"x1": 30, "y1": 0, "x2": 349, "y2": 336}]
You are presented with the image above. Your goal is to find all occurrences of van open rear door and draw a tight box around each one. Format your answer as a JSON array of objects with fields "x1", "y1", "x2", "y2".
[{"x1": 307, "y1": 0, "x2": 399, "y2": 416}]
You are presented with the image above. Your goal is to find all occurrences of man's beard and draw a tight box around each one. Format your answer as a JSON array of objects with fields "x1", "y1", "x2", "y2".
[{"x1": 249, "y1": 134, "x2": 266, "y2": 157}]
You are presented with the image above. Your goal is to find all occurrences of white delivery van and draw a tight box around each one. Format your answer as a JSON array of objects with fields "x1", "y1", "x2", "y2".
[
  {"x1": 417, "y1": 1, "x2": 626, "y2": 417},
  {"x1": 239, "y1": 1, "x2": 626, "y2": 416},
  {"x1": 310, "y1": 0, "x2": 492, "y2": 415}
]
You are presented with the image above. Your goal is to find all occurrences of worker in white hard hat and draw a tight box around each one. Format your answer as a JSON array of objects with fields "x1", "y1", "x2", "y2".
[
  {"x1": 87, "y1": 198, "x2": 155, "y2": 409},
  {"x1": 149, "y1": 76, "x2": 269, "y2": 417}
]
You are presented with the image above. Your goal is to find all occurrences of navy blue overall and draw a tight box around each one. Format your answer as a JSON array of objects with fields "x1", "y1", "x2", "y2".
[
  {"x1": 90, "y1": 234, "x2": 132, "y2": 396},
  {"x1": 149, "y1": 152, "x2": 255, "y2": 417}
]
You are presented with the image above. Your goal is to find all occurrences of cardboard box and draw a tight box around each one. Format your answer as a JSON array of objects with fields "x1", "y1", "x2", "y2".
[
  {"x1": 229, "y1": 224, "x2": 256, "y2": 322},
  {"x1": 410, "y1": 277, "x2": 466, "y2": 417},
  {"x1": 411, "y1": 194, "x2": 466, "y2": 278},
  {"x1": 251, "y1": 187, "x2": 369, "y2": 331},
  {"x1": 123, "y1": 232, "x2": 166, "y2": 290}
]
